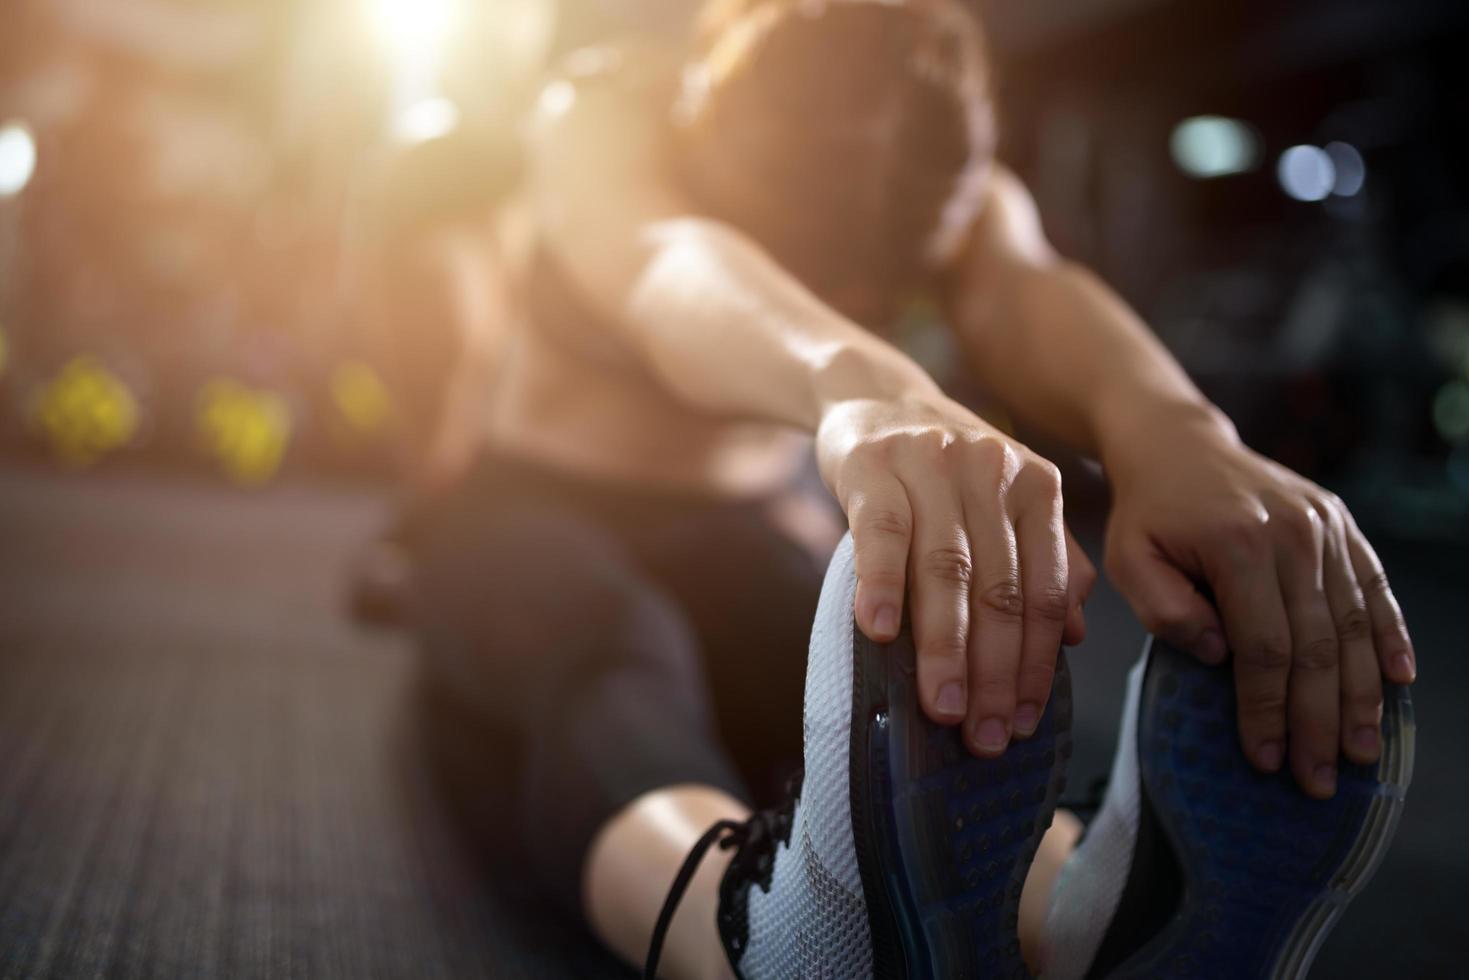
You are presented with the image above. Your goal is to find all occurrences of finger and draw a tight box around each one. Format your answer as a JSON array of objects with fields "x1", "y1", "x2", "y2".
[
  {"x1": 898, "y1": 473, "x2": 973, "y2": 728},
  {"x1": 1062, "y1": 527, "x2": 1096, "y2": 646},
  {"x1": 847, "y1": 475, "x2": 913, "y2": 644},
  {"x1": 1207, "y1": 525, "x2": 1292, "y2": 773},
  {"x1": 1274, "y1": 505, "x2": 1340, "y2": 799},
  {"x1": 961, "y1": 474, "x2": 1023, "y2": 757},
  {"x1": 1010, "y1": 464, "x2": 1068, "y2": 739},
  {"x1": 1345, "y1": 522, "x2": 1416, "y2": 684},
  {"x1": 1321, "y1": 510, "x2": 1382, "y2": 765},
  {"x1": 1106, "y1": 535, "x2": 1225, "y2": 663}
]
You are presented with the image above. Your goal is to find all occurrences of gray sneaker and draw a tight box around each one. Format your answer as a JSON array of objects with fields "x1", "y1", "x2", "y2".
[{"x1": 645, "y1": 533, "x2": 1073, "y2": 979}]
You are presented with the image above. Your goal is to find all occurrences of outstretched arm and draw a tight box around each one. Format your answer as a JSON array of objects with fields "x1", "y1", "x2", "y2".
[
  {"x1": 529, "y1": 66, "x2": 1095, "y2": 757},
  {"x1": 948, "y1": 168, "x2": 1416, "y2": 797}
]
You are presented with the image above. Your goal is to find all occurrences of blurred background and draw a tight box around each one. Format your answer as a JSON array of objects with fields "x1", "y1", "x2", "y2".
[{"x1": 0, "y1": 0, "x2": 1465, "y2": 977}]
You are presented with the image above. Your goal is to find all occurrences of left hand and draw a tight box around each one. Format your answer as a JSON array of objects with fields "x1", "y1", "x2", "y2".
[{"x1": 1102, "y1": 409, "x2": 1416, "y2": 799}]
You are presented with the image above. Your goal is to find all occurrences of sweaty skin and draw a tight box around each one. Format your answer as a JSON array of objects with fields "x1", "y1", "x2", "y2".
[{"x1": 497, "y1": 45, "x2": 1416, "y2": 799}]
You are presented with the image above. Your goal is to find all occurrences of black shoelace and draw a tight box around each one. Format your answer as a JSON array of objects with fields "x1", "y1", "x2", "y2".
[{"x1": 643, "y1": 776, "x2": 800, "y2": 979}]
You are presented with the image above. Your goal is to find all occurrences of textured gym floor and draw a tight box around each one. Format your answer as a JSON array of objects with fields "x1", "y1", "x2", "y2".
[{"x1": 0, "y1": 468, "x2": 1462, "y2": 978}]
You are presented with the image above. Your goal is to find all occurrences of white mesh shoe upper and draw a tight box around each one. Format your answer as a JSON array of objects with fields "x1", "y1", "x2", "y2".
[
  {"x1": 1041, "y1": 647, "x2": 1150, "y2": 980},
  {"x1": 738, "y1": 534, "x2": 874, "y2": 979}
]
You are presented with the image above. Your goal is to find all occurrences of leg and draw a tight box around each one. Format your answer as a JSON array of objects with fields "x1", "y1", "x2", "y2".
[
  {"x1": 1019, "y1": 809, "x2": 1082, "y2": 973},
  {"x1": 413, "y1": 504, "x2": 748, "y2": 920},
  {"x1": 585, "y1": 785, "x2": 749, "y2": 980}
]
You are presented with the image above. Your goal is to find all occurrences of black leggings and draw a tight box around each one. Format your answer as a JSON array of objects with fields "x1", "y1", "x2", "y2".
[{"x1": 410, "y1": 453, "x2": 831, "y2": 916}]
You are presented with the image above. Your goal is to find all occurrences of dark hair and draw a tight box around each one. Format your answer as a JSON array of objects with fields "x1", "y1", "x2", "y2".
[{"x1": 675, "y1": 0, "x2": 995, "y2": 323}]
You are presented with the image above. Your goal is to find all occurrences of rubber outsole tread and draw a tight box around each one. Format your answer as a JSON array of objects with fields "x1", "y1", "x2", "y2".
[
  {"x1": 1109, "y1": 639, "x2": 1414, "y2": 980},
  {"x1": 853, "y1": 624, "x2": 1071, "y2": 980}
]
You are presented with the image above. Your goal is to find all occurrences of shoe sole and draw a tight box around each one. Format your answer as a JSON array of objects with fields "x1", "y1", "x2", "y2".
[
  {"x1": 851, "y1": 624, "x2": 1072, "y2": 980},
  {"x1": 1109, "y1": 638, "x2": 1414, "y2": 980}
]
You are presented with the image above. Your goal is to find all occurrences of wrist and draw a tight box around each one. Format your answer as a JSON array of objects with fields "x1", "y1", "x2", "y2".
[
  {"x1": 1095, "y1": 393, "x2": 1238, "y2": 479},
  {"x1": 811, "y1": 339, "x2": 944, "y2": 424}
]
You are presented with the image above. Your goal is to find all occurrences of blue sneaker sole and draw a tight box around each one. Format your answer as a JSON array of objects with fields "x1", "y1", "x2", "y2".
[
  {"x1": 851, "y1": 624, "x2": 1071, "y2": 980},
  {"x1": 1109, "y1": 638, "x2": 1414, "y2": 980}
]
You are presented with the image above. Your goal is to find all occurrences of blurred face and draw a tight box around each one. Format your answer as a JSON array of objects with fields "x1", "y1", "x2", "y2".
[{"x1": 679, "y1": 0, "x2": 995, "y2": 324}]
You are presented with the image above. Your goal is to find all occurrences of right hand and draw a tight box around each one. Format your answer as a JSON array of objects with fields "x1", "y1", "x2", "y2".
[{"x1": 817, "y1": 395, "x2": 1096, "y2": 758}]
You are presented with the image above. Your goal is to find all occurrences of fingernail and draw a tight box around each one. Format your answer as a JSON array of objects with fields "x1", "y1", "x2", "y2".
[
  {"x1": 1352, "y1": 725, "x2": 1380, "y2": 757},
  {"x1": 974, "y1": 717, "x2": 1009, "y2": 755},
  {"x1": 1391, "y1": 652, "x2": 1416, "y2": 682},
  {"x1": 1258, "y1": 741, "x2": 1284, "y2": 772},
  {"x1": 935, "y1": 682, "x2": 966, "y2": 718},
  {"x1": 1013, "y1": 702, "x2": 1040, "y2": 737},
  {"x1": 1196, "y1": 630, "x2": 1227, "y2": 665},
  {"x1": 1312, "y1": 763, "x2": 1338, "y2": 796},
  {"x1": 874, "y1": 605, "x2": 899, "y2": 638}
]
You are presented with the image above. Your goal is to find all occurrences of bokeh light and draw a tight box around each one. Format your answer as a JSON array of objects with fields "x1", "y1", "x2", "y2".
[
  {"x1": 391, "y1": 97, "x2": 460, "y2": 144},
  {"x1": 1325, "y1": 141, "x2": 1367, "y2": 197},
  {"x1": 33, "y1": 356, "x2": 140, "y2": 466},
  {"x1": 1170, "y1": 116, "x2": 1262, "y2": 179},
  {"x1": 196, "y1": 379, "x2": 293, "y2": 486},
  {"x1": 371, "y1": 0, "x2": 457, "y2": 64},
  {"x1": 1278, "y1": 145, "x2": 1336, "y2": 202},
  {"x1": 0, "y1": 120, "x2": 38, "y2": 198},
  {"x1": 331, "y1": 360, "x2": 395, "y2": 435}
]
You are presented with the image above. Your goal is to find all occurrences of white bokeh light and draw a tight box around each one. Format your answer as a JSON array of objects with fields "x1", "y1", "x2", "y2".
[
  {"x1": 1325, "y1": 141, "x2": 1367, "y2": 197},
  {"x1": 372, "y1": 0, "x2": 455, "y2": 58},
  {"x1": 1170, "y1": 116, "x2": 1262, "y2": 179},
  {"x1": 0, "y1": 121, "x2": 37, "y2": 198},
  {"x1": 1278, "y1": 145, "x2": 1336, "y2": 202},
  {"x1": 391, "y1": 97, "x2": 460, "y2": 143}
]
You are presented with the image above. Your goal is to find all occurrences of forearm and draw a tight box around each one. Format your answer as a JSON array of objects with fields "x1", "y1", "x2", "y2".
[
  {"x1": 964, "y1": 260, "x2": 1234, "y2": 465},
  {"x1": 620, "y1": 218, "x2": 942, "y2": 430}
]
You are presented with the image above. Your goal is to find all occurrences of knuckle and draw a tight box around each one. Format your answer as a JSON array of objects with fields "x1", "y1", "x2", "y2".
[
  {"x1": 963, "y1": 436, "x2": 1009, "y2": 476},
  {"x1": 860, "y1": 567, "x2": 906, "y2": 592},
  {"x1": 1316, "y1": 490, "x2": 1347, "y2": 515},
  {"x1": 1022, "y1": 458, "x2": 1063, "y2": 498},
  {"x1": 976, "y1": 578, "x2": 1024, "y2": 619},
  {"x1": 922, "y1": 546, "x2": 974, "y2": 588},
  {"x1": 1241, "y1": 635, "x2": 1293, "y2": 672},
  {"x1": 1359, "y1": 569, "x2": 1392, "y2": 599},
  {"x1": 1276, "y1": 505, "x2": 1321, "y2": 550},
  {"x1": 1018, "y1": 659, "x2": 1057, "y2": 692},
  {"x1": 1025, "y1": 586, "x2": 1071, "y2": 624},
  {"x1": 1239, "y1": 688, "x2": 1289, "y2": 719},
  {"x1": 1335, "y1": 605, "x2": 1373, "y2": 644},
  {"x1": 912, "y1": 429, "x2": 951, "y2": 462},
  {"x1": 857, "y1": 505, "x2": 912, "y2": 542},
  {"x1": 921, "y1": 631, "x2": 969, "y2": 663},
  {"x1": 1294, "y1": 635, "x2": 1340, "y2": 672},
  {"x1": 1212, "y1": 515, "x2": 1270, "y2": 559}
]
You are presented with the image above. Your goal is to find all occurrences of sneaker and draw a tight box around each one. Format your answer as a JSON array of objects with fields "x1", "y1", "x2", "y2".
[
  {"x1": 1044, "y1": 638, "x2": 1415, "y2": 980},
  {"x1": 645, "y1": 533, "x2": 1073, "y2": 979}
]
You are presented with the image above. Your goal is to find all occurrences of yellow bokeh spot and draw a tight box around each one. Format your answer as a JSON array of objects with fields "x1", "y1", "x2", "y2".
[
  {"x1": 34, "y1": 356, "x2": 140, "y2": 466},
  {"x1": 331, "y1": 360, "x2": 395, "y2": 435},
  {"x1": 196, "y1": 378, "x2": 293, "y2": 486}
]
